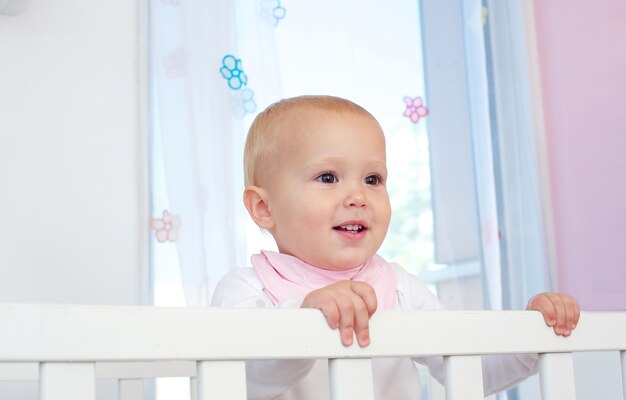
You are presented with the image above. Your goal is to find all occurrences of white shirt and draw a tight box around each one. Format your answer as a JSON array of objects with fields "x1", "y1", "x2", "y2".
[{"x1": 211, "y1": 262, "x2": 539, "y2": 400}]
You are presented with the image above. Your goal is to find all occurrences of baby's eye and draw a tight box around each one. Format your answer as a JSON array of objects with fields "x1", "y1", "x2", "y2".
[
  {"x1": 364, "y1": 174, "x2": 383, "y2": 185},
  {"x1": 317, "y1": 173, "x2": 337, "y2": 184}
]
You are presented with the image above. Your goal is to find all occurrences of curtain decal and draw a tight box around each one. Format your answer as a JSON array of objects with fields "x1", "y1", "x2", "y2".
[
  {"x1": 261, "y1": 0, "x2": 287, "y2": 27},
  {"x1": 403, "y1": 96, "x2": 429, "y2": 124},
  {"x1": 150, "y1": 210, "x2": 182, "y2": 243},
  {"x1": 220, "y1": 55, "x2": 248, "y2": 90},
  {"x1": 163, "y1": 48, "x2": 186, "y2": 79},
  {"x1": 151, "y1": 0, "x2": 283, "y2": 305},
  {"x1": 219, "y1": 54, "x2": 257, "y2": 118}
]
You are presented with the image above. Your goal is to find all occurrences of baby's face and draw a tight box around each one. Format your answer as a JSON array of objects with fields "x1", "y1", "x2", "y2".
[{"x1": 263, "y1": 109, "x2": 391, "y2": 270}]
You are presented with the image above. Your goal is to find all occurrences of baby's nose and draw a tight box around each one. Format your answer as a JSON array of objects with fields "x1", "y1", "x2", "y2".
[{"x1": 344, "y1": 187, "x2": 366, "y2": 207}]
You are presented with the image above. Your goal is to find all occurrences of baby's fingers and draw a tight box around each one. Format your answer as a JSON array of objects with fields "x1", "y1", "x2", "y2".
[
  {"x1": 336, "y1": 294, "x2": 372, "y2": 347},
  {"x1": 335, "y1": 294, "x2": 357, "y2": 346},
  {"x1": 350, "y1": 281, "x2": 378, "y2": 316},
  {"x1": 350, "y1": 282, "x2": 377, "y2": 347},
  {"x1": 320, "y1": 301, "x2": 341, "y2": 330},
  {"x1": 547, "y1": 293, "x2": 567, "y2": 335},
  {"x1": 301, "y1": 281, "x2": 376, "y2": 347},
  {"x1": 302, "y1": 290, "x2": 341, "y2": 330},
  {"x1": 527, "y1": 292, "x2": 579, "y2": 337},
  {"x1": 546, "y1": 292, "x2": 580, "y2": 336},
  {"x1": 352, "y1": 297, "x2": 372, "y2": 347},
  {"x1": 527, "y1": 293, "x2": 557, "y2": 327},
  {"x1": 562, "y1": 295, "x2": 580, "y2": 336}
]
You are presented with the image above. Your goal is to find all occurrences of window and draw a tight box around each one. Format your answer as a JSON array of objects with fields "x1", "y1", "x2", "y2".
[
  {"x1": 150, "y1": 0, "x2": 451, "y2": 310},
  {"x1": 149, "y1": 1, "x2": 549, "y2": 398}
]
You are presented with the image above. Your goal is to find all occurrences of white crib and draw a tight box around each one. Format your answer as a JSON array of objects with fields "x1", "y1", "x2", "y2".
[{"x1": 0, "y1": 304, "x2": 625, "y2": 400}]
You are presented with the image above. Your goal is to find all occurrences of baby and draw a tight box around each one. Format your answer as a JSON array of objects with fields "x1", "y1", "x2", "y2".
[{"x1": 212, "y1": 95, "x2": 580, "y2": 400}]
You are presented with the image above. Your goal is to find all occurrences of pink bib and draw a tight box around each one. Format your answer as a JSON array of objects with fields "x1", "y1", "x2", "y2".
[{"x1": 251, "y1": 250, "x2": 397, "y2": 310}]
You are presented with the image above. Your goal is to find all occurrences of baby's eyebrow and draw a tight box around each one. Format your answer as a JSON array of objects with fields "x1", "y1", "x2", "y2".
[
  {"x1": 305, "y1": 158, "x2": 388, "y2": 172},
  {"x1": 309, "y1": 157, "x2": 345, "y2": 165},
  {"x1": 309, "y1": 156, "x2": 386, "y2": 165},
  {"x1": 303, "y1": 158, "x2": 344, "y2": 172},
  {"x1": 366, "y1": 162, "x2": 388, "y2": 174}
]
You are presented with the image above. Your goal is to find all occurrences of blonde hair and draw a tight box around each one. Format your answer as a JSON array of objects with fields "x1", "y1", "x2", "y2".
[{"x1": 244, "y1": 95, "x2": 376, "y2": 186}]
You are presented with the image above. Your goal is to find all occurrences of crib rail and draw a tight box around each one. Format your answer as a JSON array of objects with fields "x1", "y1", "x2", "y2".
[{"x1": 0, "y1": 304, "x2": 625, "y2": 400}]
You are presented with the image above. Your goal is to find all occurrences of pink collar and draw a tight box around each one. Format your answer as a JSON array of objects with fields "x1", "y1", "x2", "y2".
[{"x1": 251, "y1": 250, "x2": 397, "y2": 309}]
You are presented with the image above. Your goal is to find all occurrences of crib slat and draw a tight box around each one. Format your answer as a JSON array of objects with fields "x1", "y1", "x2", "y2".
[
  {"x1": 427, "y1": 372, "x2": 445, "y2": 400},
  {"x1": 40, "y1": 362, "x2": 96, "y2": 400},
  {"x1": 328, "y1": 358, "x2": 375, "y2": 400},
  {"x1": 444, "y1": 355, "x2": 484, "y2": 400},
  {"x1": 191, "y1": 376, "x2": 198, "y2": 400},
  {"x1": 119, "y1": 378, "x2": 143, "y2": 400},
  {"x1": 621, "y1": 351, "x2": 626, "y2": 400},
  {"x1": 197, "y1": 360, "x2": 246, "y2": 400},
  {"x1": 539, "y1": 352, "x2": 576, "y2": 400}
]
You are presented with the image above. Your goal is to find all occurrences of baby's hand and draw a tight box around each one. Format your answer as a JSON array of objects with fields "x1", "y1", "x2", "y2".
[
  {"x1": 302, "y1": 281, "x2": 377, "y2": 347},
  {"x1": 526, "y1": 292, "x2": 580, "y2": 337}
]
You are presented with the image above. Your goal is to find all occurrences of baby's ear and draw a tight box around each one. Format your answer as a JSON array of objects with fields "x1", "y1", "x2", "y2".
[{"x1": 243, "y1": 186, "x2": 274, "y2": 229}]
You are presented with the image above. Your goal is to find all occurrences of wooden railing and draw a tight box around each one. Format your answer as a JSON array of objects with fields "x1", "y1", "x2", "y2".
[{"x1": 0, "y1": 304, "x2": 624, "y2": 399}]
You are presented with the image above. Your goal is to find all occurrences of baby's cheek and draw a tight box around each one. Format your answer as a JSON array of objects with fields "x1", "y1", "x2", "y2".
[{"x1": 378, "y1": 201, "x2": 392, "y2": 233}]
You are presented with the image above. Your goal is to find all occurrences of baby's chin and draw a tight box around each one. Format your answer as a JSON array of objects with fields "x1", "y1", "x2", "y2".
[{"x1": 306, "y1": 254, "x2": 373, "y2": 271}]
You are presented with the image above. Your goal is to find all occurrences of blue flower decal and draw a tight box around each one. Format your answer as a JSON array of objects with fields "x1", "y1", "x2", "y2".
[
  {"x1": 261, "y1": 0, "x2": 286, "y2": 27},
  {"x1": 220, "y1": 55, "x2": 257, "y2": 118},
  {"x1": 220, "y1": 55, "x2": 248, "y2": 90},
  {"x1": 241, "y1": 89, "x2": 257, "y2": 114},
  {"x1": 272, "y1": 1, "x2": 286, "y2": 26},
  {"x1": 231, "y1": 88, "x2": 258, "y2": 119}
]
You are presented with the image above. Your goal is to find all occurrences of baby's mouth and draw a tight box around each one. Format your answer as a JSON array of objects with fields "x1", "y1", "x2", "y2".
[{"x1": 333, "y1": 224, "x2": 366, "y2": 233}]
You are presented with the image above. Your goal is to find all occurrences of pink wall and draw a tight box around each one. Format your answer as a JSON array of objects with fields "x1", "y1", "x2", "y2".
[{"x1": 533, "y1": 0, "x2": 626, "y2": 310}]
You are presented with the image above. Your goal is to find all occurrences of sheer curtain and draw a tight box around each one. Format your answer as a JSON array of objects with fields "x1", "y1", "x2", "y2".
[
  {"x1": 421, "y1": 1, "x2": 551, "y2": 397},
  {"x1": 149, "y1": 2, "x2": 553, "y2": 397},
  {"x1": 484, "y1": 1, "x2": 553, "y2": 398},
  {"x1": 149, "y1": 0, "x2": 553, "y2": 315},
  {"x1": 148, "y1": 2, "x2": 555, "y2": 400},
  {"x1": 484, "y1": 0, "x2": 551, "y2": 311},
  {"x1": 150, "y1": 0, "x2": 282, "y2": 306}
]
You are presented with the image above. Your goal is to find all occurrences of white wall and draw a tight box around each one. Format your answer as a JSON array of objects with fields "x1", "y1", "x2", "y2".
[{"x1": 0, "y1": 0, "x2": 146, "y2": 305}]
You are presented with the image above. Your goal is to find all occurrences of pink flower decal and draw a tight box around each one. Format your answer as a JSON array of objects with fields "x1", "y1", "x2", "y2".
[
  {"x1": 163, "y1": 48, "x2": 186, "y2": 79},
  {"x1": 403, "y1": 96, "x2": 429, "y2": 124},
  {"x1": 150, "y1": 210, "x2": 181, "y2": 243},
  {"x1": 481, "y1": 217, "x2": 500, "y2": 247}
]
